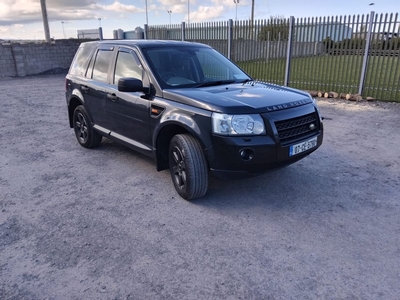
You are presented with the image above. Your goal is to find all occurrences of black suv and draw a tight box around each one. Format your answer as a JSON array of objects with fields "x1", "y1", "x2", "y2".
[{"x1": 65, "y1": 40, "x2": 323, "y2": 200}]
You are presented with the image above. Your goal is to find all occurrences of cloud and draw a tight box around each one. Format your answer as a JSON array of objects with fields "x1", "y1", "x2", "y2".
[
  {"x1": 0, "y1": 0, "x2": 110, "y2": 25},
  {"x1": 165, "y1": 4, "x2": 187, "y2": 14},
  {"x1": 0, "y1": 0, "x2": 41, "y2": 25},
  {"x1": 0, "y1": 23, "x2": 26, "y2": 37},
  {"x1": 54, "y1": 10, "x2": 98, "y2": 22},
  {"x1": 189, "y1": 5, "x2": 224, "y2": 22},
  {"x1": 0, "y1": 0, "x2": 143, "y2": 26},
  {"x1": 97, "y1": 1, "x2": 143, "y2": 13},
  {"x1": 47, "y1": 0, "x2": 97, "y2": 9},
  {"x1": 0, "y1": 0, "x2": 230, "y2": 29},
  {"x1": 0, "y1": 26, "x2": 11, "y2": 34},
  {"x1": 211, "y1": 0, "x2": 241, "y2": 8},
  {"x1": 158, "y1": 0, "x2": 188, "y2": 6}
]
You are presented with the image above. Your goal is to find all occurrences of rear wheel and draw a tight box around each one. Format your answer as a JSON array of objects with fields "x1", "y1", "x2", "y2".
[
  {"x1": 169, "y1": 134, "x2": 208, "y2": 200},
  {"x1": 73, "y1": 105, "x2": 102, "y2": 148}
]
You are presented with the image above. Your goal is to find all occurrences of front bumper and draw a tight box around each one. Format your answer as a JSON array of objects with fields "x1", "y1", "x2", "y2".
[{"x1": 206, "y1": 129, "x2": 323, "y2": 180}]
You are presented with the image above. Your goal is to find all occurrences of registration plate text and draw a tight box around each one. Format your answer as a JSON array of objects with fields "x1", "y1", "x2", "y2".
[{"x1": 289, "y1": 137, "x2": 318, "y2": 156}]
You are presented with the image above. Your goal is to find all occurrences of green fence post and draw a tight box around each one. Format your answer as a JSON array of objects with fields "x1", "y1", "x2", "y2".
[
  {"x1": 358, "y1": 11, "x2": 375, "y2": 95},
  {"x1": 284, "y1": 16, "x2": 295, "y2": 86},
  {"x1": 144, "y1": 24, "x2": 148, "y2": 40},
  {"x1": 181, "y1": 22, "x2": 186, "y2": 41},
  {"x1": 228, "y1": 19, "x2": 233, "y2": 60}
]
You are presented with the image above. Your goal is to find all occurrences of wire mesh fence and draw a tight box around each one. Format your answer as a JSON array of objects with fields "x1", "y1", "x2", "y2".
[{"x1": 146, "y1": 12, "x2": 400, "y2": 102}]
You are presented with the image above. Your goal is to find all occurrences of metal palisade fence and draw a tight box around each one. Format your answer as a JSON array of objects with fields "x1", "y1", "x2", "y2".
[{"x1": 145, "y1": 12, "x2": 400, "y2": 102}]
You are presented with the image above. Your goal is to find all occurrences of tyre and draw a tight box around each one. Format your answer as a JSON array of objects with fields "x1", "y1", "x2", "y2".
[
  {"x1": 73, "y1": 105, "x2": 102, "y2": 148},
  {"x1": 169, "y1": 134, "x2": 208, "y2": 200}
]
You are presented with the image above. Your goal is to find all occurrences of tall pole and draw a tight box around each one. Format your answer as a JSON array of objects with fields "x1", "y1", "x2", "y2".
[
  {"x1": 145, "y1": 0, "x2": 149, "y2": 25},
  {"x1": 40, "y1": 0, "x2": 51, "y2": 42},
  {"x1": 248, "y1": 0, "x2": 254, "y2": 39},
  {"x1": 234, "y1": 0, "x2": 239, "y2": 21},
  {"x1": 98, "y1": 18, "x2": 103, "y2": 41},
  {"x1": 251, "y1": 0, "x2": 254, "y2": 25},
  {"x1": 187, "y1": 0, "x2": 190, "y2": 24},
  {"x1": 167, "y1": 10, "x2": 172, "y2": 25},
  {"x1": 61, "y1": 21, "x2": 66, "y2": 39}
]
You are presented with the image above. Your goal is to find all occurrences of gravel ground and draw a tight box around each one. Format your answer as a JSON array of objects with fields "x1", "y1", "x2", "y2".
[{"x1": 0, "y1": 74, "x2": 399, "y2": 300}]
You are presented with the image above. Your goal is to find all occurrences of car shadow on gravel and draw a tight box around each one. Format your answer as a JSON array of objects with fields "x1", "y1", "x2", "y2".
[
  {"x1": 83, "y1": 134, "x2": 397, "y2": 218},
  {"x1": 191, "y1": 147, "x2": 381, "y2": 214},
  {"x1": 97, "y1": 138, "x2": 328, "y2": 210},
  {"x1": 197, "y1": 164, "x2": 327, "y2": 209}
]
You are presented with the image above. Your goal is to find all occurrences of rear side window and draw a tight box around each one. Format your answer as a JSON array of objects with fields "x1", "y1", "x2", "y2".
[
  {"x1": 91, "y1": 50, "x2": 113, "y2": 83},
  {"x1": 69, "y1": 45, "x2": 94, "y2": 76}
]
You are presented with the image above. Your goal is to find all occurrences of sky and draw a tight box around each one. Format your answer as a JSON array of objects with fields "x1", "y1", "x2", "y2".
[{"x1": 0, "y1": 0, "x2": 398, "y2": 40}]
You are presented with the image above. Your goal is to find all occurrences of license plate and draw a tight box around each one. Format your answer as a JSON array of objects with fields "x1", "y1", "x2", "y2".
[{"x1": 289, "y1": 137, "x2": 318, "y2": 156}]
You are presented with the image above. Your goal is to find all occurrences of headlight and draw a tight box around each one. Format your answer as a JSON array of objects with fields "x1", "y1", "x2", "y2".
[{"x1": 212, "y1": 113, "x2": 265, "y2": 135}]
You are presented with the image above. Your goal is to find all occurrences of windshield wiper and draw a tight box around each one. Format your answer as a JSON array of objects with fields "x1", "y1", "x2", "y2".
[
  {"x1": 193, "y1": 80, "x2": 236, "y2": 88},
  {"x1": 240, "y1": 79, "x2": 253, "y2": 83}
]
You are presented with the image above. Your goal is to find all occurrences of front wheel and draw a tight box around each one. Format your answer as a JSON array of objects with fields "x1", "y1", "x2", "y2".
[
  {"x1": 73, "y1": 105, "x2": 102, "y2": 148},
  {"x1": 169, "y1": 134, "x2": 208, "y2": 200}
]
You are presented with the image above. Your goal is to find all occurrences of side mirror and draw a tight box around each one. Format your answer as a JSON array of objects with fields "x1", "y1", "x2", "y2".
[{"x1": 118, "y1": 78, "x2": 148, "y2": 93}]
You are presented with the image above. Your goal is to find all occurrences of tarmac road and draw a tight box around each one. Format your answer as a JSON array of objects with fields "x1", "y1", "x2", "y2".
[{"x1": 1, "y1": 74, "x2": 399, "y2": 299}]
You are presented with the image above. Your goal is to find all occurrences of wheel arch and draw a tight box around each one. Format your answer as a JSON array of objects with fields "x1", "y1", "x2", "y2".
[
  {"x1": 68, "y1": 97, "x2": 84, "y2": 128},
  {"x1": 67, "y1": 87, "x2": 87, "y2": 128},
  {"x1": 154, "y1": 121, "x2": 208, "y2": 172}
]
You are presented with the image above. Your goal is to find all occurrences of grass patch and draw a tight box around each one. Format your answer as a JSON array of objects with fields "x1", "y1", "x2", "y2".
[{"x1": 236, "y1": 55, "x2": 400, "y2": 101}]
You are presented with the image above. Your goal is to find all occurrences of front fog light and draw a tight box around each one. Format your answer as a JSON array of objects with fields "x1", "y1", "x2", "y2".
[{"x1": 239, "y1": 148, "x2": 254, "y2": 161}]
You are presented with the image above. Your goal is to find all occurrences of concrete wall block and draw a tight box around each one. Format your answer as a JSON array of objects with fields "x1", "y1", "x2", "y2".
[
  {"x1": 0, "y1": 45, "x2": 16, "y2": 77},
  {"x1": 0, "y1": 69, "x2": 16, "y2": 77},
  {"x1": 0, "y1": 40, "x2": 82, "y2": 77},
  {"x1": 15, "y1": 64, "x2": 26, "y2": 76},
  {"x1": 12, "y1": 49, "x2": 24, "y2": 56}
]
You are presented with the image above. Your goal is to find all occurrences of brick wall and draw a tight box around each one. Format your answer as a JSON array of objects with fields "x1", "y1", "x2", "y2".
[{"x1": 0, "y1": 40, "x2": 81, "y2": 77}]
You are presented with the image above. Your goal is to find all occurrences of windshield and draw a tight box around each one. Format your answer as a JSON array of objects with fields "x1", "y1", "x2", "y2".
[{"x1": 143, "y1": 46, "x2": 251, "y2": 88}]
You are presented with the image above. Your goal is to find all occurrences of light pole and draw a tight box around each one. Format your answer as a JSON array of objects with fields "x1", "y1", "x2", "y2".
[
  {"x1": 61, "y1": 21, "x2": 66, "y2": 39},
  {"x1": 167, "y1": 10, "x2": 172, "y2": 25},
  {"x1": 98, "y1": 18, "x2": 102, "y2": 27},
  {"x1": 251, "y1": 0, "x2": 254, "y2": 26},
  {"x1": 40, "y1": 0, "x2": 51, "y2": 42},
  {"x1": 233, "y1": 0, "x2": 239, "y2": 21},
  {"x1": 145, "y1": 0, "x2": 149, "y2": 25},
  {"x1": 187, "y1": 0, "x2": 190, "y2": 24}
]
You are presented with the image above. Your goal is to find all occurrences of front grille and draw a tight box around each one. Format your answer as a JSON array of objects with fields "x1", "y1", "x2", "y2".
[{"x1": 275, "y1": 112, "x2": 319, "y2": 145}]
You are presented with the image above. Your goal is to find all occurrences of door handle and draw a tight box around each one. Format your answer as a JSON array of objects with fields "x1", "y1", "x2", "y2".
[
  {"x1": 81, "y1": 86, "x2": 89, "y2": 92},
  {"x1": 107, "y1": 93, "x2": 118, "y2": 102}
]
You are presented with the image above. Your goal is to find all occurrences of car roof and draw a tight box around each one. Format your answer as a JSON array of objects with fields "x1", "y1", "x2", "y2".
[{"x1": 82, "y1": 39, "x2": 211, "y2": 49}]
